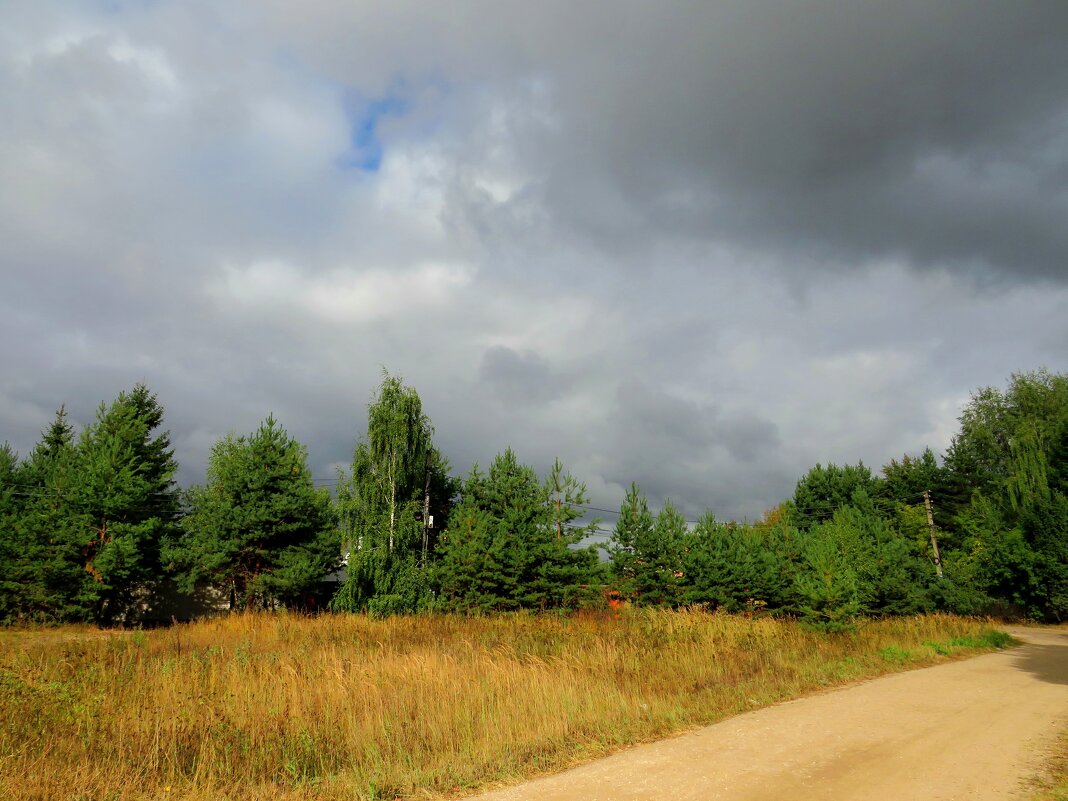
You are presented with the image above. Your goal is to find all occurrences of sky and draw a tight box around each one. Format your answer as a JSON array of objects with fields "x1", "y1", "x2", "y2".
[{"x1": 2, "y1": 1, "x2": 1067, "y2": 525}]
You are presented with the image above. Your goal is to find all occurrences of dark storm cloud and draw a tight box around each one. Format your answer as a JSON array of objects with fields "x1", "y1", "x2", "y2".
[
  {"x1": 478, "y1": 346, "x2": 558, "y2": 405},
  {"x1": 530, "y1": 1, "x2": 1068, "y2": 281},
  {"x1": 261, "y1": 1, "x2": 1068, "y2": 280}
]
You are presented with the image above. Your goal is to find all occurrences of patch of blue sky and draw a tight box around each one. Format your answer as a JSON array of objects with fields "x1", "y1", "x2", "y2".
[
  {"x1": 337, "y1": 93, "x2": 409, "y2": 173},
  {"x1": 264, "y1": 48, "x2": 405, "y2": 175}
]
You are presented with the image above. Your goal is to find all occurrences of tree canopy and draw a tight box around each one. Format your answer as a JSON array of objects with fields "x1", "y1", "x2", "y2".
[
  {"x1": 435, "y1": 449, "x2": 598, "y2": 612},
  {"x1": 2, "y1": 367, "x2": 1067, "y2": 625},
  {"x1": 331, "y1": 372, "x2": 454, "y2": 614},
  {"x1": 166, "y1": 416, "x2": 337, "y2": 610}
]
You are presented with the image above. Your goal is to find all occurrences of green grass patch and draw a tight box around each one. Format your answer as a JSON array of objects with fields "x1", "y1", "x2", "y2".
[
  {"x1": 949, "y1": 630, "x2": 1016, "y2": 649},
  {"x1": 879, "y1": 645, "x2": 915, "y2": 663}
]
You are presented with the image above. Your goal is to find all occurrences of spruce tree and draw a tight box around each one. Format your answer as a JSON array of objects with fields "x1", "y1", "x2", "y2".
[
  {"x1": 0, "y1": 443, "x2": 26, "y2": 621},
  {"x1": 15, "y1": 407, "x2": 84, "y2": 620},
  {"x1": 71, "y1": 385, "x2": 179, "y2": 622}
]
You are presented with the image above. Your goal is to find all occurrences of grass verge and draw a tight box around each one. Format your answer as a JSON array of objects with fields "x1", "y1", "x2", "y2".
[
  {"x1": 0, "y1": 610, "x2": 1012, "y2": 801},
  {"x1": 1031, "y1": 729, "x2": 1068, "y2": 801}
]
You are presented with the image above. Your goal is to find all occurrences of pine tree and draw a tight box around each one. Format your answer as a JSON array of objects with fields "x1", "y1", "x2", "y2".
[
  {"x1": 436, "y1": 450, "x2": 597, "y2": 611},
  {"x1": 791, "y1": 462, "x2": 879, "y2": 529},
  {"x1": 530, "y1": 458, "x2": 599, "y2": 608},
  {"x1": 682, "y1": 516, "x2": 790, "y2": 612},
  {"x1": 608, "y1": 487, "x2": 686, "y2": 607},
  {"x1": 167, "y1": 416, "x2": 337, "y2": 609},
  {"x1": 793, "y1": 531, "x2": 860, "y2": 631},
  {"x1": 434, "y1": 477, "x2": 521, "y2": 612},
  {"x1": 608, "y1": 483, "x2": 655, "y2": 601}
]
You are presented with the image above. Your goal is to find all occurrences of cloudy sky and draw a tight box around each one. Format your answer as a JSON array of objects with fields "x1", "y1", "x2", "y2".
[{"x1": 2, "y1": 1, "x2": 1067, "y2": 523}]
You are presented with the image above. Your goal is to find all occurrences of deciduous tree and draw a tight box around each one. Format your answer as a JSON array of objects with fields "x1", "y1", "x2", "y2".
[{"x1": 332, "y1": 372, "x2": 454, "y2": 614}]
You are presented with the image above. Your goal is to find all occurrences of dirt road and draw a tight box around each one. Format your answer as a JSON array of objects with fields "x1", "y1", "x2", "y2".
[{"x1": 473, "y1": 627, "x2": 1068, "y2": 801}]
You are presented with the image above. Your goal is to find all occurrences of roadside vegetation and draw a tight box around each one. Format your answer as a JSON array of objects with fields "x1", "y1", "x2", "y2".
[
  {"x1": 1032, "y1": 729, "x2": 1068, "y2": 801},
  {"x1": 0, "y1": 610, "x2": 1011, "y2": 801},
  {"x1": 0, "y1": 370, "x2": 1056, "y2": 795},
  {"x1": 1, "y1": 368, "x2": 1067, "y2": 628}
]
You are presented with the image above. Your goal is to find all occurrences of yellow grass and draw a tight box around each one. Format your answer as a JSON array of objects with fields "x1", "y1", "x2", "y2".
[{"x1": 0, "y1": 610, "x2": 1010, "y2": 801}]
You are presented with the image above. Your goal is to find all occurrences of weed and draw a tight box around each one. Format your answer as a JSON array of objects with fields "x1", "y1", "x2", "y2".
[
  {"x1": 879, "y1": 645, "x2": 913, "y2": 663},
  {"x1": 950, "y1": 630, "x2": 1016, "y2": 650}
]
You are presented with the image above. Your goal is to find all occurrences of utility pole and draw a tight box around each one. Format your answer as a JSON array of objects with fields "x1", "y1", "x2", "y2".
[
  {"x1": 422, "y1": 452, "x2": 432, "y2": 566},
  {"x1": 923, "y1": 489, "x2": 944, "y2": 579}
]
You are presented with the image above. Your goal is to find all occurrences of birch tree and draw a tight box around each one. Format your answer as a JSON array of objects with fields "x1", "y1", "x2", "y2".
[{"x1": 333, "y1": 372, "x2": 454, "y2": 613}]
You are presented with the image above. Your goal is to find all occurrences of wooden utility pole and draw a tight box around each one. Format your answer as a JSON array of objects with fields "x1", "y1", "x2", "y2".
[
  {"x1": 923, "y1": 489, "x2": 944, "y2": 579},
  {"x1": 422, "y1": 452, "x2": 432, "y2": 566}
]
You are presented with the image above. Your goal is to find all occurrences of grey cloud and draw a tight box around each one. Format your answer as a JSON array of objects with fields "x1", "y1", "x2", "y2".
[
  {"x1": 532, "y1": 1, "x2": 1068, "y2": 281},
  {"x1": 720, "y1": 416, "x2": 780, "y2": 463},
  {"x1": 602, "y1": 381, "x2": 784, "y2": 518},
  {"x1": 272, "y1": 0, "x2": 1068, "y2": 282},
  {"x1": 478, "y1": 346, "x2": 560, "y2": 405},
  {"x1": 3, "y1": 1, "x2": 1068, "y2": 527}
]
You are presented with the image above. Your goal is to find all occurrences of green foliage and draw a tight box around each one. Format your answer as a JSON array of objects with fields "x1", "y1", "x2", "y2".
[
  {"x1": 332, "y1": 372, "x2": 454, "y2": 613},
  {"x1": 681, "y1": 516, "x2": 790, "y2": 612},
  {"x1": 435, "y1": 450, "x2": 597, "y2": 612},
  {"x1": 941, "y1": 370, "x2": 1068, "y2": 619},
  {"x1": 881, "y1": 448, "x2": 942, "y2": 503},
  {"x1": 72, "y1": 386, "x2": 180, "y2": 621},
  {"x1": 944, "y1": 370, "x2": 1068, "y2": 511},
  {"x1": 429, "y1": 493, "x2": 513, "y2": 612},
  {"x1": 607, "y1": 482, "x2": 655, "y2": 600},
  {"x1": 951, "y1": 493, "x2": 1034, "y2": 612},
  {"x1": 0, "y1": 443, "x2": 28, "y2": 621},
  {"x1": 3, "y1": 389, "x2": 179, "y2": 624},
  {"x1": 1022, "y1": 491, "x2": 1068, "y2": 621},
  {"x1": 167, "y1": 416, "x2": 337, "y2": 609},
  {"x1": 792, "y1": 461, "x2": 879, "y2": 529},
  {"x1": 2, "y1": 366, "x2": 1067, "y2": 624},
  {"x1": 824, "y1": 499, "x2": 934, "y2": 616},
  {"x1": 608, "y1": 486, "x2": 688, "y2": 607},
  {"x1": 793, "y1": 531, "x2": 860, "y2": 631},
  {"x1": 9, "y1": 408, "x2": 83, "y2": 621}
]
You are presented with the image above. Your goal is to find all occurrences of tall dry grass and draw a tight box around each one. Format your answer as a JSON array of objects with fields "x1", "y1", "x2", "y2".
[{"x1": 0, "y1": 610, "x2": 1009, "y2": 801}]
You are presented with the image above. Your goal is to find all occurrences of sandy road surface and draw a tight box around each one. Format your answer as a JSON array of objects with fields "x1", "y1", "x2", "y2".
[{"x1": 473, "y1": 627, "x2": 1068, "y2": 801}]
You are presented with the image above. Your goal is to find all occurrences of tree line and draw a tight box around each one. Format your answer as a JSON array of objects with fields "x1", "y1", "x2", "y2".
[{"x1": 0, "y1": 369, "x2": 1066, "y2": 626}]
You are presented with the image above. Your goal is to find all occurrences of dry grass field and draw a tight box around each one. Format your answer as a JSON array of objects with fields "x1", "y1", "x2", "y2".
[{"x1": 0, "y1": 610, "x2": 1011, "y2": 801}]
